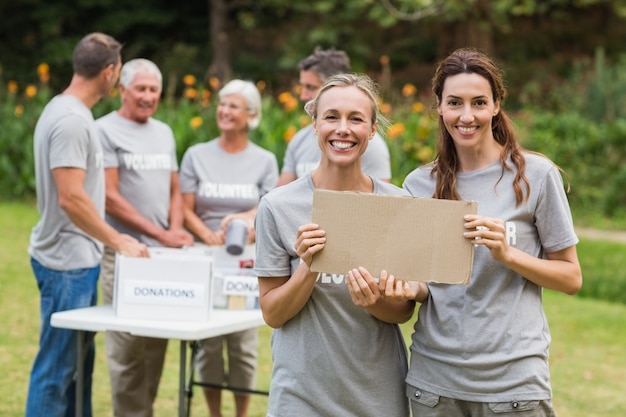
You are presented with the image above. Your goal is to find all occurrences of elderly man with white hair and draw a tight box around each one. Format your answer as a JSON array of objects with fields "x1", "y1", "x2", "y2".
[{"x1": 96, "y1": 58, "x2": 194, "y2": 417}]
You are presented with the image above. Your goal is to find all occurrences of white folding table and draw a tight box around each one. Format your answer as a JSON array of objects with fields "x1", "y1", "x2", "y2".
[{"x1": 51, "y1": 304, "x2": 266, "y2": 417}]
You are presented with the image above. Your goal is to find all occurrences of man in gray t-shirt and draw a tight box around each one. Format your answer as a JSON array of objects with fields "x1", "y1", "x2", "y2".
[
  {"x1": 277, "y1": 47, "x2": 391, "y2": 186},
  {"x1": 26, "y1": 33, "x2": 147, "y2": 417},
  {"x1": 97, "y1": 58, "x2": 193, "y2": 417}
]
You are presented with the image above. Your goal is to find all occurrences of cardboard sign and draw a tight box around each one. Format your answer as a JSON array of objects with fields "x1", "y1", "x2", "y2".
[{"x1": 310, "y1": 189, "x2": 477, "y2": 284}]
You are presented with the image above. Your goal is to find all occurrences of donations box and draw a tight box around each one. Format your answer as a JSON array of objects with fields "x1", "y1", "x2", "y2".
[
  {"x1": 114, "y1": 246, "x2": 213, "y2": 321},
  {"x1": 201, "y1": 244, "x2": 260, "y2": 310}
]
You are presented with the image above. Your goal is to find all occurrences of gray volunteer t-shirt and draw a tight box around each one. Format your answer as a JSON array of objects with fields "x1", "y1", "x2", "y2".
[
  {"x1": 29, "y1": 95, "x2": 105, "y2": 270},
  {"x1": 97, "y1": 111, "x2": 178, "y2": 246},
  {"x1": 402, "y1": 153, "x2": 579, "y2": 402},
  {"x1": 179, "y1": 139, "x2": 278, "y2": 231},
  {"x1": 282, "y1": 124, "x2": 392, "y2": 180},
  {"x1": 255, "y1": 174, "x2": 410, "y2": 417}
]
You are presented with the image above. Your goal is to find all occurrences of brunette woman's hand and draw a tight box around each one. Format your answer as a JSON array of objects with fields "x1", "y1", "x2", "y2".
[
  {"x1": 379, "y1": 270, "x2": 425, "y2": 302},
  {"x1": 463, "y1": 214, "x2": 511, "y2": 263}
]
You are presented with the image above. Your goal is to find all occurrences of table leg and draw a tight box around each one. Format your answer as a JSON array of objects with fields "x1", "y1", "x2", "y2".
[
  {"x1": 75, "y1": 330, "x2": 84, "y2": 417},
  {"x1": 179, "y1": 340, "x2": 187, "y2": 417}
]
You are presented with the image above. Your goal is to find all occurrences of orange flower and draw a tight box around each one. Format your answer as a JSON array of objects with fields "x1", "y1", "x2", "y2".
[
  {"x1": 25, "y1": 84, "x2": 37, "y2": 98},
  {"x1": 14, "y1": 105, "x2": 24, "y2": 117},
  {"x1": 37, "y1": 63, "x2": 49, "y2": 73},
  {"x1": 200, "y1": 89, "x2": 212, "y2": 108},
  {"x1": 380, "y1": 102, "x2": 392, "y2": 115},
  {"x1": 278, "y1": 92, "x2": 299, "y2": 112},
  {"x1": 412, "y1": 102, "x2": 425, "y2": 113},
  {"x1": 283, "y1": 125, "x2": 297, "y2": 142},
  {"x1": 209, "y1": 77, "x2": 221, "y2": 90},
  {"x1": 401, "y1": 83, "x2": 417, "y2": 97},
  {"x1": 37, "y1": 63, "x2": 50, "y2": 83},
  {"x1": 283, "y1": 97, "x2": 298, "y2": 112},
  {"x1": 184, "y1": 87, "x2": 198, "y2": 100},
  {"x1": 7, "y1": 80, "x2": 18, "y2": 94},
  {"x1": 380, "y1": 55, "x2": 389, "y2": 65},
  {"x1": 278, "y1": 91, "x2": 293, "y2": 104},
  {"x1": 190, "y1": 116, "x2": 203, "y2": 129},
  {"x1": 387, "y1": 123, "x2": 405, "y2": 139},
  {"x1": 183, "y1": 74, "x2": 196, "y2": 86},
  {"x1": 256, "y1": 80, "x2": 266, "y2": 92}
]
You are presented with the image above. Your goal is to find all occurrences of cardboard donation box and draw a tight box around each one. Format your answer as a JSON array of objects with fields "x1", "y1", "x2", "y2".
[
  {"x1": 310, "y1": 189, "x2": 477, "y2": 284},
  {"x1": 201, "y1": 244, "x2": 260, "y2": 311},
  {"x1": 114, "y1": 246, "x2": 213, "y2": 321}
]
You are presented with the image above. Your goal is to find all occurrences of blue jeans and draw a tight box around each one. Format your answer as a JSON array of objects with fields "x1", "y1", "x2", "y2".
[{"x1": 25, "y1": 257, "x2": 100, "y2": 417}]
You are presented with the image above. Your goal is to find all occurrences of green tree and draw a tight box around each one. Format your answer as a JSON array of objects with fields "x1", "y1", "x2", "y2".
[
  {"x1": 0, "y1": 0, "x2": 208, "y2": 91},
  {"x1": 2, "y1": 0, "x2": 626, "y2": 98}
]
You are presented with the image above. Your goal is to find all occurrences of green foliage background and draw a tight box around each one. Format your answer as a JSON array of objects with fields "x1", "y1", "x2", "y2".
[
  {"x1": 2, "y1": 4, "x2": 626, "y2": 416},
  {"x1": 3, "y1": 49, "x2": 626, "y2": 231},
  {"x1": 2, "y1": 0, "x2": 626, "y2": 98}
]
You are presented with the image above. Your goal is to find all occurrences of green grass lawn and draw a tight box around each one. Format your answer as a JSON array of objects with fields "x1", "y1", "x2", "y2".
[{"x1": 1, "y1": 201, "x2": 625, "y2": 416}]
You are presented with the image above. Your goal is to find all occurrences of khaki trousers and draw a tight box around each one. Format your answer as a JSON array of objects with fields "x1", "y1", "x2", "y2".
[
  {"x1": 101, "y1": 246, "x2": 168, "y2": 417},
  {"x1": 195, "y1": 328, "x2": 258, "y2": 390}
]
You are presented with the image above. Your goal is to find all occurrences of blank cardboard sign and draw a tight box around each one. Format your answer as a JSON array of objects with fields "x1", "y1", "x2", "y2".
[{"x1": 310, "y1": 189, "x2": 477, "y2": 284}]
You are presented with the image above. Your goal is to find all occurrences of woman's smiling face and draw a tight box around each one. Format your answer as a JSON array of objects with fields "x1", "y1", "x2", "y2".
[
  {"x1": 217, "y1": 94, "x2": 251, "y2": 133},
  {"x1": 313, "y1": 85, "x2": 376, "y2": 167},
  {"x1": 438, "y1": 72, "x2": 500, "y2": 150}
]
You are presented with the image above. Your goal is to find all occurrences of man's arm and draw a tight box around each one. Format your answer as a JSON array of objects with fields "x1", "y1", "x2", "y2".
[
  {"x1": 276, "y1": 172, "x2": 297, "y2": 187},
  {"x1": 103, "y1": 168, "x2": 192, "y2": 247},
  {"x1": 168, "y1": 171, "x2": 186, "y2": 230},
  {"x1": 53, "y1": 167, "x2": 148, "y2": 257},
  {"x1": 167, "y1": 171, "x2": 194, "y2": 245}
]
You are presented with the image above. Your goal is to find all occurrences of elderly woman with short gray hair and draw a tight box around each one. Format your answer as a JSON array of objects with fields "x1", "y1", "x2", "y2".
[{"x1": 179, "y1": 79, "x2": 278, "y2": 417}]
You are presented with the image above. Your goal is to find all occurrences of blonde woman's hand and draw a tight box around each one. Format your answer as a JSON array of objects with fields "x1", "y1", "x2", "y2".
[
  {"x1": 347, "y1": 266, "x2": 384, "y2": 307},
  {"x1": 294, "y1": 223, "x2": 325, "y2": 267}
]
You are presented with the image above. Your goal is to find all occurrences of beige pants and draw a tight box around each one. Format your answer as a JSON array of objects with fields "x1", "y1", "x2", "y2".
[
  {"x1": 195, "y1": 328, "x2": 258, "y2": 390},
  {"x1": 100, "y1": 246, "x2": 168, "y2": 417}
]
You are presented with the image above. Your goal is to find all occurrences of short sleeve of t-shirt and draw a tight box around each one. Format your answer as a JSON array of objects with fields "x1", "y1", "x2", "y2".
[
  {"x1": 179, "y1": 147, "x2": 200, "y2": 195},
  {"x1": 49, "y1": 113, "x2": 92, "y2": 170},
  {"x1": 255, "y1": 195, "x2": 294, "y2": 277},
  {"x1": 99, "y1": 126, "x2": 118, "y2": 168},
  {"x1": 533, "y1": 160, "x2": 578, "y2": 253},
  {"x1": 280, "y1": 126, "x2": 311, "y2": 175},
  {"x1": 361, "y1": 133, "x2": 391, "y2": 180}
]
